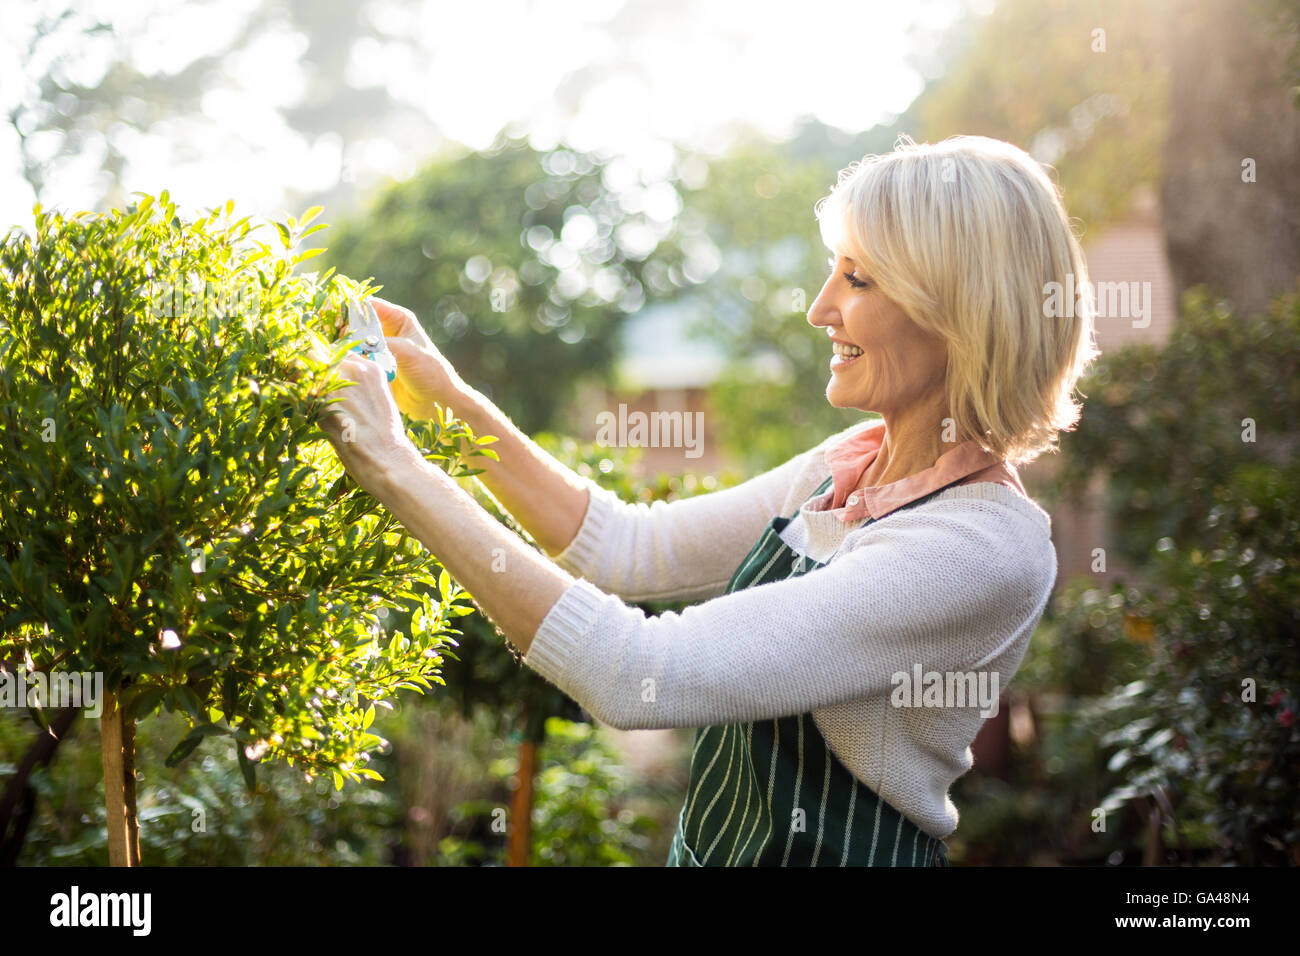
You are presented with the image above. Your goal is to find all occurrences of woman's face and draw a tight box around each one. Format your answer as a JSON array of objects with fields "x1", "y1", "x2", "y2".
[{"x1": 806, "y1": 252, "x2": 949, "y2": 416}]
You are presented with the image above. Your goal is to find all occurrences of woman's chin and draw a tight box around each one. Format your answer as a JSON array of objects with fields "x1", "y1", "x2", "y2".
[{"x1": 825, "y1": 383, "x2": 871, "y2": 410}]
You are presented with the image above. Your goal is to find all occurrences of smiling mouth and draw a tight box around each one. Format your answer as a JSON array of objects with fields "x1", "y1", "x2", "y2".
[{"x1": 830, "y1": 341, "x2": 864, "y2": 370}]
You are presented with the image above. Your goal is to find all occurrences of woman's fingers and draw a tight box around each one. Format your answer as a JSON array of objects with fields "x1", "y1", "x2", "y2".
[
  {"x1": 383, "y1": 334, "x2": 456, "y2": 419},
  {"x1": 370, "y1": 297, "x2": 428, "y2": 343},
  {"x1": 332, "y1": 296, "x2": 457, "y2": 421},
  {"x1": 384, "y1": 334, "x2": 422, "y2": 367}
]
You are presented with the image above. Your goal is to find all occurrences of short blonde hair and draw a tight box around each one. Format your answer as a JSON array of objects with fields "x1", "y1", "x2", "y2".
[{"x1": 815, "y1": 134, "x2": 1100, "y2": 466}]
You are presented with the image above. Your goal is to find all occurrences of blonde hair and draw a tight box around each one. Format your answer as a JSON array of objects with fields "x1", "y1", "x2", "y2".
[{"x1": 815, "y1": 134, "x2": 1100, "y2": 466}]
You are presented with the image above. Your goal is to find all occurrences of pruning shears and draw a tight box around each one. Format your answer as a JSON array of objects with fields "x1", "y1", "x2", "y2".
[{"x1": 344, "y1": 293, "x2": 397, "y2": 382}]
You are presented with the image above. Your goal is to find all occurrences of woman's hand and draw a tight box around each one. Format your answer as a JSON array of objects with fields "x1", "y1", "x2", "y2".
[
  {"x1": 340, "y1": 296, "x2": 592, "y2": 559},
  {"x1": 316, "y1": 350, "x2": 421, "y2": 498},
  {"x1": 367, "y1": 297, "x2": 464, "y2": 420},
  {"x1": 309, "y1": 335, "x2": 578, "y2": 655}
]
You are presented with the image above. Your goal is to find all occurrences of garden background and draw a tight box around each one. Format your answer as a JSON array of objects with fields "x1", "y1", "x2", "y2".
[{"x1": 1, "y1": 0, "x2": 1297, "y2": 866}]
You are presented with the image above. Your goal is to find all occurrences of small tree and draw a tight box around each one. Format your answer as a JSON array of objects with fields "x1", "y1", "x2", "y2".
[{"x1": 0, "y1": 195, "x2": 493, "y2": 865}]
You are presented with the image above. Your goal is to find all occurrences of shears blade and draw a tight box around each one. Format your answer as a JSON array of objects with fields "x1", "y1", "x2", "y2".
[{"x1": 344, "y1": 294, "x2": 397, "y2": 381}]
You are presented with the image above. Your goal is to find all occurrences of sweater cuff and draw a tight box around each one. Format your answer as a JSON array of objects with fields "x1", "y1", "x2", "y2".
[
  {"x1": 523, "y1": 577, "x2": 608, "y2": 688},
  {"x1": 548, "y1": 479, "x2": 617, "y2": 577}
]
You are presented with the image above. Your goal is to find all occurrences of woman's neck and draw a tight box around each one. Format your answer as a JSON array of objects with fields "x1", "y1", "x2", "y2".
[{"x1": 861, "y1": 396, "x2": 952, "y2": 489}]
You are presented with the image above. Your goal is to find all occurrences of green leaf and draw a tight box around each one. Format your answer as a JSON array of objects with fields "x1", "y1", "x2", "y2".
[
  {"x1": 0, "y1": 195, "x2": 469, "y2": 805},
  {"x1": 27, "y1": 702, "x2": 48, "y2": 733},
  {"x1": 172, "y1": 684, "x2": 203, "y2": 719},
  {"x1": 222, "y1": 670, "x2": 239, "y2": 720},
  {"x1": 236, "y1": 741, "x2": 257, "y2": 791},
  {"x1": 122, "y1": 685, "x2": 167, "y2": 721},
  {"x1": 164, "y1": 728, "x2": 206, "y2": 767}
]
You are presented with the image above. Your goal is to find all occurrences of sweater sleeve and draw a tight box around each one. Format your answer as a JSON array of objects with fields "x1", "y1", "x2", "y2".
[
  {"x1": 547, "y1": 422, "x2": 868, "y2": 603},
  {"x1": 524, "y1": 497, "x2": 1057, "y2": 730}
]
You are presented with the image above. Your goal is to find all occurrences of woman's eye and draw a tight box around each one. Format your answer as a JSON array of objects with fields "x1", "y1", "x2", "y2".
[{"x1": 829, "y1": 257, "x2": 870, "y2": 289}]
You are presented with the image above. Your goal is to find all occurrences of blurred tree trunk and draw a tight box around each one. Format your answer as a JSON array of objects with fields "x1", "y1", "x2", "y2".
[
  {"x1": 1162, "y1": 0, "x2": 1300, "y2": 316},
  {"x1": 971, "y1": 697, "x2": 1012, "y2": 779},
  {"x1": 507, "y1": 739, "x2": 538, "y2": 867},
  {"x1": 395, "y1": 705, "x2": 478, "y2": 866},
  {"x1": 0, "y1": 705, "x2": 80, "y2": 865}
]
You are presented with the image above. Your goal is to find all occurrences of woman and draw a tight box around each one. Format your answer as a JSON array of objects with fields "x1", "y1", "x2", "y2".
[{"x1": 319, "y1": 134, "x2": 1099, "y2": 867}]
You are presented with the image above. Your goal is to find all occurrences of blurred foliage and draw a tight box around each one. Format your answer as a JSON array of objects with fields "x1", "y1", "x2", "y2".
[
  {"x1": 436, "y1": 717, "x2": 656, "y2": 867},
  {"x1": 915, "y1": 0, "x2": 1175, "y2": 231},
  {"x1": 955, "y1": 287, "x2": 1300, "y2": 865},
  {"x1": 1262, "y1": 0, "x2": 1300, "y2": 106},
  {"x1": 670, "y1": 141, "x2": 880, "y2": 471},
  {"x1": 322, "y1": 139, "x2": 692, "y2": 434},
  {"x1": 8, "y1": 8, "x2": 213, "y2": 207},
  {"x1": 1, "y1": 647, "x2": 677, "y2": 867},
  {"x1": 1064, "y1": 456, "x2": 1300, "y2": 865},
  {"x1": 0, "y1": 195, "x2": 499, "y2": 831},
  {"x1": 6, "y1": 1, "x2": 436, "y2": 212},
  {"x1": 0, "y1": 708, "x2": 398, "y2": 865},
  {"x1": 1054, "y1": 287, "x2": 1300, "y2": 566}
]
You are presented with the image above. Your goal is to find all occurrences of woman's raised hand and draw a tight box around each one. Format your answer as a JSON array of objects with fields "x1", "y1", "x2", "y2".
[
  {"x1": 358, "y1": 296, "x2": 591, "y2": 559},
  {"x1": 368, "y1": 297, "x2": 463, "y2": 420}
]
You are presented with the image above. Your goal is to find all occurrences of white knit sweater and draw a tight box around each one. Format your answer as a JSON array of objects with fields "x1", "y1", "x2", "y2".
[{"x1": 523, "y1": 420, "x2": 1058, "y2": 838}]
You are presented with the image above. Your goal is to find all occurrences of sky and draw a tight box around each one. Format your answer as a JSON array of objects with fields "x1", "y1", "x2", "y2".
[{"x1": 0, "y1": 0, "x2": 978, "y2": 232}]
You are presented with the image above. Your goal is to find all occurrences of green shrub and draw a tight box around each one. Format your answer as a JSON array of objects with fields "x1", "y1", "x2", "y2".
[
  {"x1": 1028, "y1": 287, "x2": 1300, "y2": 865},
  {"x1": 1067, "y1": 460, "x2": 1300, "y2": 864},
  {"x1": 0, "y1": 195, "x2": 494, "y2": 862}
]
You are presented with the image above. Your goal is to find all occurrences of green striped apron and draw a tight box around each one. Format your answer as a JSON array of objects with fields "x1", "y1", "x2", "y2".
[{"x1": 666, "y1": 474, "x2": 951, "y2": 867}]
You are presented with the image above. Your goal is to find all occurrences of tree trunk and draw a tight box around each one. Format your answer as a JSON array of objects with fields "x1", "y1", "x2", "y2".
[
  {"x1": 0, "y1": 705, "x2": 81, "y2": 865},
  {"x1": 507, "y1": 738, "x2": 538, "y2": 867},
  {"x1": 100, "y1": 689, "x2": 140, "y2": 866},
  {"x1": 1142, "y1": 796, "x2": 1165, "y2": 867},
  {"x1": 1161, "y1": 0, "x2": 1300, "y2": 318}
]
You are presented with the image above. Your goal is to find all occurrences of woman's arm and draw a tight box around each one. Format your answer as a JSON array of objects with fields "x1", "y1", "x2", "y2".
[
  {"x1": 371, "y1": 297, "x2": 861, "y2": 603},
  {"x1": 544, "y1": 444, "x2": 825, "y2": 603},
  {"x1": 315, "y1": 349, "x2": 578, "y2": 644},
  {"x1": 523, "y1": 499, "x2": 1058, "y2": 730},
  {"x1": 318, "y1": 353, "x2": 1054, "y2": 732}
]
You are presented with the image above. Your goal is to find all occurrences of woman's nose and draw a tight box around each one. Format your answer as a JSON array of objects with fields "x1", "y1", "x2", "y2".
[{"x1": 806, "y1": 292, "x2": 837, "y2": 330}]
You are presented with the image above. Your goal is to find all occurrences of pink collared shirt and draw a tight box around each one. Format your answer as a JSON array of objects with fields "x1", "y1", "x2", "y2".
[{"x1": 810, "y1": 419, "x2": 1027, "y2": 522}]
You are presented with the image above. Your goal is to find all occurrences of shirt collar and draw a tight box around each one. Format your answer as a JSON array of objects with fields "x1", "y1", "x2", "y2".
[{"x1": 814, "y1": 419, "x2": 1009, "y2": 522}]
